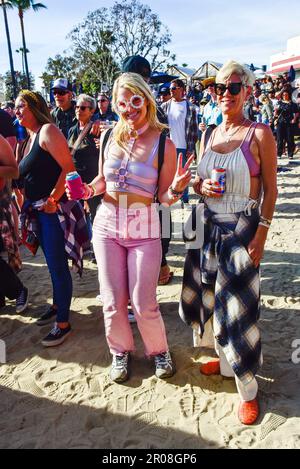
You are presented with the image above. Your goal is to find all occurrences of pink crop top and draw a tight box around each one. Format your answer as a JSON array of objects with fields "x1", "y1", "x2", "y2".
[{"x1": 103, "y1": 136, "x2": 159, "y2": 198}]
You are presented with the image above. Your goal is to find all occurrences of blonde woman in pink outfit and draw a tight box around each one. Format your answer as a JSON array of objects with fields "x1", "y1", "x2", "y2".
[{"x1": 67, "y1": 73, "x2": 193, "y2": 383}]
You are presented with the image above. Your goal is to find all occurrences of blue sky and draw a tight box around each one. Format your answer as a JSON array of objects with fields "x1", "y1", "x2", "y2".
[{"x1": 1, "y1": 0, "x2": 299, "y2": 90}]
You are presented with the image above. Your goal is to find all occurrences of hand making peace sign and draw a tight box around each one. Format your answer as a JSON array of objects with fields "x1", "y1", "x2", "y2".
[{"x1": 170, "y1": 152, "x2": 194, "y2": 193}]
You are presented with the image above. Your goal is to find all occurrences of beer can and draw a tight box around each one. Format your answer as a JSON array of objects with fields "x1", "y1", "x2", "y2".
[{"x1": 211, "y1": 168, "x2": 226, "y2": 193}]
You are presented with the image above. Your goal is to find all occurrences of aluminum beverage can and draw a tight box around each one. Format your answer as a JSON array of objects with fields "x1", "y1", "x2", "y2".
[
  {"x1": 211, "y1": 168, "x2": 226, "y2": 193},
  {"x1": 65, "y1": 171, "x2": 84, "y2": 200}
]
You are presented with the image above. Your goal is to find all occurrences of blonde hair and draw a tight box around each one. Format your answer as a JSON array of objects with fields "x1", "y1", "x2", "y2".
[
  {"x1": 112, "y1": 73, "x2": 168, "y2": 150},
  {"x1": 18, "y1": 90, "x2": 52, "y2": 125},
  {"x1": 216, "y1": 60, "x2": 256, "y2": 87}
]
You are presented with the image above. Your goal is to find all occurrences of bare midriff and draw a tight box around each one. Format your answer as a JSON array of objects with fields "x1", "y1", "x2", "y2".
[{"x1": 103, "y1": 191, "x2": 154, "y2": 208}]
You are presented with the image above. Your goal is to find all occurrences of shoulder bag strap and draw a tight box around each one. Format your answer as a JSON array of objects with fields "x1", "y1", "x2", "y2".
[{"x1": 70, "y1": 121, "x2": 93, "y2": 156}]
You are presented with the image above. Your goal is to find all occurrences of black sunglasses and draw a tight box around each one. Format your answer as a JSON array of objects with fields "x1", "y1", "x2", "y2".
[
  {"x1": 75, "y1": 105, "x2": 91, "y2": 111},
  {"x1": 98, "y1": 98, "x2": 108, "y2": 102},
  {"x1": 53, "y1": 89, "x2": 68, "y2": 96},
  {"x1": 170, "y1": 86, "x2": 182, "y2": 91},
  {"x1": 215, "y1": 83, "x2": 243, "y2": 96}
]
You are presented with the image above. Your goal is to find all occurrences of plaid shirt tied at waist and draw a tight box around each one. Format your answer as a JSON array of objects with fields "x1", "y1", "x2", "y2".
[
  {"x1": 21, "y1": 198, "x2": 90, "y2": 276},
  {"x1": 179, "y1": 205, "x2": 263, "y2": 385}
]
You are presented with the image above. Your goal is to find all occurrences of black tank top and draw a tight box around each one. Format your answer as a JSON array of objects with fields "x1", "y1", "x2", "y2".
[{"x1": 19, "y1": 127, "x2": 62, "y2": 202}]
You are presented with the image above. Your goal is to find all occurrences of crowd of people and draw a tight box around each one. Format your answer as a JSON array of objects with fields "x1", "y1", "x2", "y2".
[{"x1": 0, "y1": 55, "x2": 299, "y2": 426}]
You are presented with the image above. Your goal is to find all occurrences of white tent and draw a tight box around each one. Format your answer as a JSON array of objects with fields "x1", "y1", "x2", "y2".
[{"x1": 192, "y1": 61, "x2": 222, "y2": 80}]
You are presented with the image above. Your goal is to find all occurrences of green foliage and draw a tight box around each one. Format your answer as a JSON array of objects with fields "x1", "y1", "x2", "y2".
[
  {"x1": 41, "y1": 0, "x2": 175, "y2": 94},
  {"x1": 3, "y1": 70, "x2": 35, "y2": 99}
]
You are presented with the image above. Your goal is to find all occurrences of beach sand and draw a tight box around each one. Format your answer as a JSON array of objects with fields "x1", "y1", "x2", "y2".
[{"x1": 0, "y1": 155, "x2": 299, "y2": 449}]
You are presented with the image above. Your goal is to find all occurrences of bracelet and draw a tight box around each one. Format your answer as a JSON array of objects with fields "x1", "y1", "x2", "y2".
[
  {"x1": 259, "y1": 216, "x2": 272, "y2": 226},
  {"x1": 48, "y1": 196, "x2": 58, "y2": 205},
  {"x1": 168, "y1": 185, "x2": 184, "y2": 199},
  {"x1": 90, "y1": 183, "x2": 97, "y2": 197},
  {"x1": 258, "y1": 221, "x2": 270, "y2": 229}
]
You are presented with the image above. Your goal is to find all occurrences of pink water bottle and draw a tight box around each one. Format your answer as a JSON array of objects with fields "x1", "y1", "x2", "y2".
[{"x1": 65, "y1": 171, "x2": 84, "y2": 200}]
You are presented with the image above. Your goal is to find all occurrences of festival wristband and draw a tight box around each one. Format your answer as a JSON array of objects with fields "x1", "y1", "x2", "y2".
[
  {"x1": 168, "y1": 185, "x2": 183, "y2": 200},
  {"x1": 259, "y1": 216, "x2": 272, "y2": 227},
  {"x1": 47, "y1": 196, "x2": 58, "y2": 205},
  {"x1": 258, "y1": 221, "x2": 270, "y2": 229}
]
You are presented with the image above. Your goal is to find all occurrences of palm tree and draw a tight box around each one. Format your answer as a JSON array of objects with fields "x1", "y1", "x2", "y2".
[
  {"x1": 8, "y1": 0, "x2": 47, "y2": 89},
  {"x1": 16, "y1": 46, "x2": 29, "y2": 75},
  {"x1": 0, "y1": 0, "x2": 17, "y2": 98}
]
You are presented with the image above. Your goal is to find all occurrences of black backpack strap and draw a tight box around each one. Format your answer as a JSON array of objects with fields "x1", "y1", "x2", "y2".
[
  {"x1": 203, "y1": 124, "x2": 216, "y2": 151},
  {"x1": 158, "y1": 132, "x2": 167, "y2": 178},
  {"x1": 101, "y1": 128, "x2": 113, "y2": 161}
]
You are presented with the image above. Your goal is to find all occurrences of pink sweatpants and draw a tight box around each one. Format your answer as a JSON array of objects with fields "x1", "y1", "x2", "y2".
[{"x1": 92, "y1": 201, "x2": 169, "y2": 356}]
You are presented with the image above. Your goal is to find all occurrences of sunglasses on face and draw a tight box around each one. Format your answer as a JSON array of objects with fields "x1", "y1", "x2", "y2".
[
  {"x1": 75, "y1": 105, "x2": 91, "y2": 111},
  {"x1": 53, "y1": 89, "x2": 68, "y2": 96},
  {"x1": 116, "y1": 94, "x2": 145, "y2": 113},
  {"x1": 215, "y1": 83, "x2": 243, "y2": 96},
  {"x1": 170, "y1": 86, "x2": 181, "y2": 91},
  {"x1": 98, "y1": 98, "x2": 108, "y2": 103}
]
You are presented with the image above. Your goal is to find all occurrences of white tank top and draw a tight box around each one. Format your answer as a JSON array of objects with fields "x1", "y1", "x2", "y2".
[{"x1": 198, "y1": 128, "x2": 259, "y2": 214}]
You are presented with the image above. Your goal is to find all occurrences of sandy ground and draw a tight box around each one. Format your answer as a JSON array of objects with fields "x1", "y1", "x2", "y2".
[{"x1": 0, "y1": 153, "x2": 299, "y2": 449}]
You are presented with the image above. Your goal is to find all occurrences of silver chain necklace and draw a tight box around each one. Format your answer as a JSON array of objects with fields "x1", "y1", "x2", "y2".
[{"x1": 219, "y1": 119, "x2": 247, "y2": 143}]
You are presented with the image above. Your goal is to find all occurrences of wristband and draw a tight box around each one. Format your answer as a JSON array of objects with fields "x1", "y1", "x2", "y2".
[
  {"x1": 258, "y1": 221, "x2": 270, "y2": 229},
  {"x1": 259, "y1": 216, "x2": 272, "y2": 227},
  {"x1": 168, "y1": 185, "x2": 184, "y2": 199},
  {"x1": 90, "y1": 183, "x2": 97, "y2": 196},
  {"x1": 48, "y1": 196, "x2": 58, "y2": 205}
]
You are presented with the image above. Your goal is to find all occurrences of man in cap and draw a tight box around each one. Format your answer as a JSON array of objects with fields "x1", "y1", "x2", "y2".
[
  {"x1": 158, "y1": 86, "x2": 171, "y2": 104},
  {"x1": 51, "y1": 77, "x2": 101, "y2": 139},
  {"x1": 122, "y1": 55, "x2": 152, "y2": 82},
  {"x1": 51, "y1": 78, "x2": 76, "y2": 138}
]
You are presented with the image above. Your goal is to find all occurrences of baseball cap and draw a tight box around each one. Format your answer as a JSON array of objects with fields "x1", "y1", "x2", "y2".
[
  {"x1": 51, "y1": 78, "x2": 72, "y2": 92},
  {"x1": 122, "y1": 55, "x2": 152, "y2": 79},
  {"x1": 159, "y1": 86, "x2": 170, "y2": 95}
]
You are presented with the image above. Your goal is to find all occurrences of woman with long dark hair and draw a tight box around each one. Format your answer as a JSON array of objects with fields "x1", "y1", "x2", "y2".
[{"x1": 16, "y1": 90, "x2": 89, "y2": 346}]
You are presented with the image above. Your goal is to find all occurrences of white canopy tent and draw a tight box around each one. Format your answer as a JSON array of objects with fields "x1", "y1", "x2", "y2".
[{"x1": 192, "y1": 61, "x2": 222, "y2": 81}]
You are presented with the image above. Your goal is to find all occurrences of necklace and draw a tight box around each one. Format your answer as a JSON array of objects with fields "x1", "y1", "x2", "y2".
[
  {"x1": 219, "y1": 119, "x2": 247, "y2": 143},
  {"x1": 128, "y1": 122, "x2": 149, "y2": 140},
  {"x1": 127, "y1": 122, "x2": 149, "y2": 158}
]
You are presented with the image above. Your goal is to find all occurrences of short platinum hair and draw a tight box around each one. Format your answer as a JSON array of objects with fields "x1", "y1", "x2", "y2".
[
  {"x1": 216, "y1": 60, "x2": 256, "y2": 87},
  {"x1": 77, "y1": 94, "x2": 96, "y2": 110}
]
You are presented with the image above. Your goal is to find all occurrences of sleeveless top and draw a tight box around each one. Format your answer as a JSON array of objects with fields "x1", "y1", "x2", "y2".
[
  {"x1": 197, "y1": 123, "x2": 261, "y2": 213},
  {"x1": 19, "y1": 127, "x2": 62, "y2": 202},
  {"x1": 103, "y1": 134, "x2": 159, "y2": 199}
]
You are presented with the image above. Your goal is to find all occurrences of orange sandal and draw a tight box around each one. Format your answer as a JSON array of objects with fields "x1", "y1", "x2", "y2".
[
  {"x1": 200, "y1": 359, "x2": 220, "y2": 375},
  {"x1": 238, "y1": 398, "x2": 259, "y2": 425}
]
